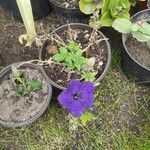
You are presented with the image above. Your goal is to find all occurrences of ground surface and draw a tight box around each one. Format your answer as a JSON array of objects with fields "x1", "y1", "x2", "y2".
[{"x1": 0, "y1": 9, "x2": 150, "y2": 150}]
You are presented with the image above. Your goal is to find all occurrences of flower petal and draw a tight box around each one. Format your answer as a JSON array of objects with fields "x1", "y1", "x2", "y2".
[
  {"x1": 68, "y1": 101, "x2": 85, "y2": 118},
  {"x1": 67, "y1": 80, "x2": 80, "y2": 93},
  {"x1": 80, "y1": 91, "x2": 94, "y2": 108},
  {"x1": 80, "y1": 81, "x2": 94, "y2": 94},
  {"x1": 58, "y1": 90, "x2": 73, "y2": 108}
]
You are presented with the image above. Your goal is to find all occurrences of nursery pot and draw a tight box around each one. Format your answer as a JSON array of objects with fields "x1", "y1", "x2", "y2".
[
  {"x1": 0, "y1": 0, "x2": 51, "y2": 21},
  {"x1": 49, "y1": 0, "x2": 89, "y2": 23},
  {"x1": 121, "y1": 9, "x2": 150, "y2": 85},
  {"x1": 39, "y1": 23, "x2": 111, "y2": 93},
  {"x1": 100, "y1": 27, "x2": 122, "y2": 49},
  {"x1": 0, "y1": 63, "x2": 52, "y2": 127}
]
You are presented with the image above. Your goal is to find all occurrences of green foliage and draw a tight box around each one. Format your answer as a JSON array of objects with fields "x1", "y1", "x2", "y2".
[
  {"x1": 79, "y1": 111, "x2": 96, "y2": 126},
  {"x1": 79, "y1": 0, "x2": 131, "y2": 28},
  {"x1": 112, "y1": 18, "x2": 150, "y2": 43},
  {"x1": 81, "y1": 71, "x2": 97, "y2": 82},
  {"x1": 79, "y1": 0, "x2": 103, "y2": 14},
  {"x1": 13, "y1": 70, "x2": 42, "y2": 97},
  {"x1": 100, "y1": 0, "x2": 131, "y2": 27},
  {"x1": 52, "y1": 40, "x2": 86, "y2": 71}
]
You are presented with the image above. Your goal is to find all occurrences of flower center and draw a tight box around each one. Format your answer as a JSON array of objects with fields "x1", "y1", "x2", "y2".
[{"x1": 73, "y1": 93, "x2": 80, "y2": 101}]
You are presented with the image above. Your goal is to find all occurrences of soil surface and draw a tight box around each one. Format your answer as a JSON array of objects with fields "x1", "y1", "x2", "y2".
[
  {"x1": 0, "y1": 67, "x2": 48, "y2": 125},
  {"x1": 42, "y1": 27, "x2": 108, "y2": 87},
  {"x1": 52, "y1": 0, "x2": 79, "y2": 8},
  {"x1": 0, "y1": 9, "x2": 61, "y2": 71},
  {"x1": 125, "y1": 35, "x2": 150, "y2": 69}
]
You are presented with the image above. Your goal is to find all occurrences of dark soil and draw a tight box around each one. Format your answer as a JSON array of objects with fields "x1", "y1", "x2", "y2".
[
  {"x1": 0, "y1": 67, "x2": 48, "y2": 125},
  {"x1": 125, "y1": 35, "x2": 150, "y2": 69},
  {"x1": 41, "y1": 26, "x2": 109, "y2": 87},
  {"x1": 0, "y1": 9, "x2": 60, "y2": 71},
  {"x1": 52, "y1": 0, "x2": 79, "y2": 8}
]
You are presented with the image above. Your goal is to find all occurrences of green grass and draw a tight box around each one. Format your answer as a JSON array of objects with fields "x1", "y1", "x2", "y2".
[{"x1": 0, "y1": 49, "x2": 149, "y2": 150}]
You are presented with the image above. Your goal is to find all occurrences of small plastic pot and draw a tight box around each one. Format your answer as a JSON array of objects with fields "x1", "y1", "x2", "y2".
[
  {"x1": 0, "y1": 63, "x2": 52, "y2": 128},
  {"x1": 121, "y1": 9, "x2": 150, "y2": 86},
  {"x1": 49, "y1": 0, "x2": 89, "y2": 23},
  {"x1": 0, "y1": 0, "x2": 51, "y2": 21},
  {"x1": 39, "y1": 23, "x2": 111, "y2": 93}
]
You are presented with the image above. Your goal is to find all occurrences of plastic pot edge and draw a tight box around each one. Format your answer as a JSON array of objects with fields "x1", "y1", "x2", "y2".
[{"x1": 0, "y1": 62, "x2": 52, "y2": 128}]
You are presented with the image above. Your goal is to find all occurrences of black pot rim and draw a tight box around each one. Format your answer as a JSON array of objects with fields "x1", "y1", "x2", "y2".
[
  {"x1": 0, "y1": 62, "x2": 52, "y2": 128},
  {"x1": 49, "y1": 0, "x2": 79, "y2": 10},
  {"x1": 122, "y1": 9, "x2": 150, "y2": 72},
  {"x1": 39, "y1": 23, "x2": 111, "y2": 90}
]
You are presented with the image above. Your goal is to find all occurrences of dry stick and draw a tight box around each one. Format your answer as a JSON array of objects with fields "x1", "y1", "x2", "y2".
[
  {"x1": 16, "y1": 59, "x2": 63, "y2": 68},
  {"x1": 83, "y1": 38, "x2": 108, "y2": 52},
  {"x1": 83, "y1": 29, "x2": 109, "y2": 52},
  {"x1": 51, "y1": 33, "x2": 67, "y2": 47},
  {"x1": 67, "y1": 24, "x2": 73, "y2": 41}
]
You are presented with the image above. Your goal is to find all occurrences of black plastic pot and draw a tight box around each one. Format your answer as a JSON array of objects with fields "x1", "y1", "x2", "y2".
[
  {"x1": 121, "y1": 9, "x2": 150, "y2": 86},
  {"x1": 49, "y1": 0, "x2": 89, "y2": 23},
  {"x1": 39, "y1": 23, "x2": 111, "y2": 93},
  {"x1": 0, "y1": 0, "x2": 51, "y2": 21},
  {"x1": 100, "y1": 27, "x2": 122, "y2": 50},
  {"x1": 0, "y1": 63, "x2": 52, "y2": 127}
]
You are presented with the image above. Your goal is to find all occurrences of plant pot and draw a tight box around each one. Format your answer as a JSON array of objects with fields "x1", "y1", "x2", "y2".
[
  {"x1": 39, "y1": 23, "x2": 111, "y2": 93},
  {"x1": 0, "y1": 63, "x2": 52, "y2": 127},
  {"x1": 49, "y1": 0, "x2": 89, "y2": 23},
  {"x1": 121, "y1": 9, "x2": 150, "y2": 86},
  {"x1": 0, "y1": 0, "x2": 51, "y2": 21},
  {"x1": 100, "y1": 27, "x2": 122, "y2": 50}
]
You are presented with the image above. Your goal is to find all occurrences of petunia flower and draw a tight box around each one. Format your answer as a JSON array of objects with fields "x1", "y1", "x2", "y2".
[{"x1": 58, "y1": 80, "x2": 94, "y2": 118}]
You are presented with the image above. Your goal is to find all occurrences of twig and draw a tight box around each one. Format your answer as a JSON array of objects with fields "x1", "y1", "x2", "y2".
[
  {"x1": 51, "y1": 33, "x2": 67, "y2": 47},
  {"x1": 83, "y1": 38, "x2": 108, "y2": 52},
  {"x1": 67, "y1": 24, "x2": 73, "y2": 41}
]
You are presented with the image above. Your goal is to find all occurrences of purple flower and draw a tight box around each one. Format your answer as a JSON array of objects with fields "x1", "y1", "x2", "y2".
[{"x1": 58, "y1": 80, "x2": 94, "y2": 118}]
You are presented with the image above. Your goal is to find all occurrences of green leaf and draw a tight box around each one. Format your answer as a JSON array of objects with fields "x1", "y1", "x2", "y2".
[
  {"x1": 67, "y1": 40, "x2": 82, "y2": 53},
  {"x1": 59, "y1": 47, "x2": 68, "y2": 54},
  {"x1": 139, "y1": 22, "x2": 150, "y2": 36},
  {"x1": 132, "y1": 23, "x2": 141, "y2": 32},
  {"x1": 81, "y1": 71, "x2": 97, "y2": 82},
  {"x1": 73, "y1": 56, "x2": 86, "y2": 71},
  {"x1": 100, "y1": 12, "x2": 114, "y2": 27},
  {"x1": 79, "y1": 0, "x2": 97, "y2": 14},
  {"x1": 112, "y1": 18, "x2": 132, "y2": 33},
  {"x1": 16, "y1": 85, "x2": 25, "y2": 97},
  {"x1": 132, "y1": 31, "x2": 150, "y2": 42},
  {"x1": 80, "y1": 111, "x2": 96, "y2": 126},
  {"x1": 52, "y1": 53, "x2": 66, "y2": 62},
  {"x1": 28, "y1": 80, "x2": 42, "y2": 91}
]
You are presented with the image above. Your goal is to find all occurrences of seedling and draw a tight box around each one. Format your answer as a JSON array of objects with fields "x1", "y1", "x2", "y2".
[
  {"x1": 52, "y1": 40, "x2": 87, "y2": 71},
  {"x1": 12, "y1": 67, "x2": 42, "y2": 97}
]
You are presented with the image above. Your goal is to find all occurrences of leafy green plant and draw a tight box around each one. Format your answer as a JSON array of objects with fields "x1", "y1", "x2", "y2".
[
  {"x1": 112, "y1": 18, "x2": 150, "y2": 46},
  {"x1": 52, "y1": 40, "x2": 86, "y2": 71},
  {"x1": 81, "y1": 72, "x2": 97, "y2": 82},
  {"x1": 100, "y1": 0, "x2": 131, "y2": 27},
  {"x1": 79, "y1": 0, "x2": 103, "y2": 14},
  {"x1": 79, "y1": 0, "x2": 131, "y2": 28},
  {"x1": 12, "y1": 69, "x2": 42, "y2": 97}
]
